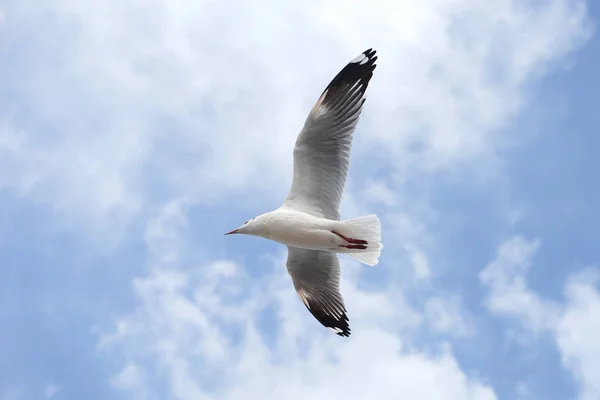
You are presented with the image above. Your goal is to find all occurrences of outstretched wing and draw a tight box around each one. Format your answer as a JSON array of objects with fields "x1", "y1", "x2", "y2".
[
  {"x1": 283, "y1": 49, "x2": 378, "y2": 220},
  {"x1": 286, "y1": 246, "x2": 350, "y2": 337}
]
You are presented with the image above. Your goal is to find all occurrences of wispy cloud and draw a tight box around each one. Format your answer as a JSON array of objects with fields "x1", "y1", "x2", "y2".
[
  {"x1": 0, "y1": 0, "x2": 591, "y2": 239},
  {"x1": 98, "y1": 200, "x2": 496, "y2": 399},
  {"x1": 480, "y1": 236, "x2": 558, "y2": 336},
  {"x1": 481, "y1": 236, "x2": 600, "y2": 400},
  {"x1": 425, "y1": 295, "x2": 475, "y2": 337},
  {"x1": 0, "y1": 0, "x2": 595, "y2": 399}
]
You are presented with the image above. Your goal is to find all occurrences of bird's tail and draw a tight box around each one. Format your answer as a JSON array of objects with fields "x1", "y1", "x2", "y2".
[{"x1": 338, "y1": 214, "x2": 382, "y2": 266}]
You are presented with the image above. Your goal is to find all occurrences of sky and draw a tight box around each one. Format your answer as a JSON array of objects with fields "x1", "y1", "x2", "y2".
[{"x1": 1, "y1": 0, "x2": 599, "y2": 399}]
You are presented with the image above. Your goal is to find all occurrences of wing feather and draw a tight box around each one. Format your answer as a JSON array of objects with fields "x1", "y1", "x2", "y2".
[
  {"x1": 286, "y1": 246, "x2": 350, "y2": 337},
  {"x1": 283, "y1": 49, "x2": 378, "y2": 220}
]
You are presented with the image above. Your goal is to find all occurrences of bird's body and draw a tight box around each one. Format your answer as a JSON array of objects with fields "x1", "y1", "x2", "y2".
[
  {"x1": 254, "y1": 209, "x2": 343, "y2": 250},
  {"x1": 226, "y1": 48, "x2": 382, "y2": 337},
  {"x1": 247, "y1": 209, "x2": 381, "y2": 264}
]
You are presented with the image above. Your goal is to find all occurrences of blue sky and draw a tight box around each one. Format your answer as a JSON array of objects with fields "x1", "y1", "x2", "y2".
[{"x1": 1, "y1": 1, "x2": 599, "y2": 399}]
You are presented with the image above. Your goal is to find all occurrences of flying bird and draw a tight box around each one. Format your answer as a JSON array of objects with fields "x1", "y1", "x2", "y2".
[{"x1": 225, "y1": 48, "x2": 382, "y2": 337}]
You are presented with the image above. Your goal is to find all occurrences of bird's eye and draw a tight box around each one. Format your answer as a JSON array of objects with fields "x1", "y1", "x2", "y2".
[{"x1": 244, "y1": 220, "x2": 249, "y2": 225}]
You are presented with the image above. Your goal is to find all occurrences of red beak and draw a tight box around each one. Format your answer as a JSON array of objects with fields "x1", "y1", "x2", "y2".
[{"x1": 224, "y1": 229, "x2": 239, "y2": 235}]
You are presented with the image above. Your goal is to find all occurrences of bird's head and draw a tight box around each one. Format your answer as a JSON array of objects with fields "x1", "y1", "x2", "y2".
[{"x1": 224, "y1": 215, "x2": 267, "y2": 237}]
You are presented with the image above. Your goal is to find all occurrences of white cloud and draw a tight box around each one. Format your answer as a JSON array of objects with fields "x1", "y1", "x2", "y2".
[
  {"x1": 2, "y1": 0, "x2": 592, "y2": 398},
  {"x1": 481, "y1": 236, "x2": 600, "y2": 400},
  {"x1": 556, "y1": 270, "x2": 600, "y2": 400},
  {"x1": 406, "y1": 244, "x2": 432, "y2": 280},
  {"x1": 425, "y1": 295, "x2": 474, "y2": 337},
  {"x1": 98, "y1": 200, "x2": 496, "y2": 400},
  {"x1": 479, "y1": 236, "x2": 558, "y2": 336},
  {"x1": 362, "y1": 180, "x2": 397, "y2": 207},
  {"x1": 0, "y1": 0, "x2": 591, "y2": 240},
  {"x1": 110, "y1": 364, "x2": 151, "y2": 400},
  {"x1": 144, "y1": 197, "x2": 190, "y2": 266},
  {"x1": 50, "y1": 1, "x2": 591, "y2": 397}
]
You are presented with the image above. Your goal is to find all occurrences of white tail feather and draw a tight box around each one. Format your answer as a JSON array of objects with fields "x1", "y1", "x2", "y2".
[{"x1": 339, "y1": 214, "x2": 382, "y2": 266}]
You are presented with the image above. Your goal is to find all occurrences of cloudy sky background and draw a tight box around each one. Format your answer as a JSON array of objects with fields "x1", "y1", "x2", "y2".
[{"x1": 1, "y1": 0, "x2": 599, "y2": 399}]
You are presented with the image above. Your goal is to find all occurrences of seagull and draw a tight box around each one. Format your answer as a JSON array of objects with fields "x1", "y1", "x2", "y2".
[{"x1": 225, "y1": 48, "x2": 382, "y2": 337}]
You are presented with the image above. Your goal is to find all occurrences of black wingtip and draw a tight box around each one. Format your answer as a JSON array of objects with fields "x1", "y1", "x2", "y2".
[
  {"x1": 302, "y1": 302, "x2": 351, "y2": 337},
  {"x1": 357, "y1": 48, "x2": 377, "y2": 64},
  {"x1": 319, "y1": 48, "x2": 378, "y2": 101}
]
